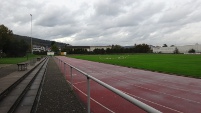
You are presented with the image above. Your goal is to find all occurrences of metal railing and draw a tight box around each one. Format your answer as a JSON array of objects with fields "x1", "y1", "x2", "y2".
[{"x1": 55, "y1": 57, "x2": 162, "y2": 113}]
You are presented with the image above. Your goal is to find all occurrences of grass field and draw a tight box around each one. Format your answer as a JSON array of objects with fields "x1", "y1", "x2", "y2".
[
  {"x1": 69, "y1": 54, "x2": 201, "y2": 78},
  {"x1": 0, "y1": 54, "x2": 39, "y2": 64}
]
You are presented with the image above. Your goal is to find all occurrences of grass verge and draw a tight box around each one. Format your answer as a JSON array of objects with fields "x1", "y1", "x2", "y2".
[{"x1": 0, "y1": 54, "x2": 39, "y2": 64}]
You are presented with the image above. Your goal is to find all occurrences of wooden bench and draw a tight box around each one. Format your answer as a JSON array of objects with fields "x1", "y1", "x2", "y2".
[
  {"x1": 17, "y1": 63, "x2": 28, "y2": 71},
  {"x1": 37, "y1": 57, "x2": 41, "y2": 61}
]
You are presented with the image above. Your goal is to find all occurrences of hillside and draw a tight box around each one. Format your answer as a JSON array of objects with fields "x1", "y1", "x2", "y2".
[{"x1": 13, "y1": 34, "x2": 70, "y2": 48}]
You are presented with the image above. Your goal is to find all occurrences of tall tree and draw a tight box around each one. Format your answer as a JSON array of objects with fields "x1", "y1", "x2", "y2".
[
  {"x1": 163, "y1": 44, "x2": 168, "y2": 47},
  {"x1": 0, "y1": 24, "x2": 13, "y2": 53},
  {"x1": 174, "y1": 47, "x2": 179, "y2": 54},
  {"x1": 0, "y1": 25, "x2": 29, "y2": 57},
  {"x1": 51, "y1": 41, "x2": 56, "y2": 46},
  {"x1": 51, "y1": 43, "x2": 59, "y2": 54},
  {"x1": 134, "y1": 44, "x2": 151, "y2": 53}
]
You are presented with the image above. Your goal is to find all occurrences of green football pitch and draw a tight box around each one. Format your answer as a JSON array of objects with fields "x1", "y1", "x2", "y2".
[{"x1": 68, "y1": 54, "x2": 201, "y2": 78}]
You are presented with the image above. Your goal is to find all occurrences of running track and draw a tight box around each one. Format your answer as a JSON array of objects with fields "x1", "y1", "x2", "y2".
[{"x1": 56, "y1": 56, "x2": 201, "y2": 113}]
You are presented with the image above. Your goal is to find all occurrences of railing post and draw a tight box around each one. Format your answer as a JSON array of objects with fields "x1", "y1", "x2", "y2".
[
  {"x1": 60, "y1": 60, "x2": 62, "y2": 68},
  {"x1": 59, "y1": 59, "x2": 61, "y2": 67},
  {"x1": 64, "y1": 63, "x2": 66, "y2": 79},
  {"x1": 70, "y1": 66, "x2": 73, "y2": 90},
  {"x1": 87, "y1": 77, "x2": 91, "y2": 113}
]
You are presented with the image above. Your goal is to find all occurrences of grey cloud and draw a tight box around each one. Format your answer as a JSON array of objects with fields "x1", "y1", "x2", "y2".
[
  {"x1": 94, "y1": 0, "x2": 124, "y2": 16},
  {"x1": 35, "y1": 5, "x2": 75, "y2": 27},
  {"x1": 1, "y1": 0, "x2": 201, "y2": 46}
]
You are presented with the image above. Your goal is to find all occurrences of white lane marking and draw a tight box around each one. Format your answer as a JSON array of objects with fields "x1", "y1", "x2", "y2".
[
  {"x1": 68, "y1": 80, "x2": 183, "y2": 113},
  {"x1": 79, "y1": 68, "x2": 201, "y2": 104},
  {"x1": 91, "y1": 72, "x2": 201, "y2": 95},
  {"x1": 123, "y1": 91, "x2": 184, "y2": 113},
  {"x1": 129, "y1": 83, "x2": 201, "y2": 104},
  {"x1": 74, "y1": 81, "x2": 86, "y2": 85},
  {"x1": 121, "y1": 75, "x2": 201, "y2": 94},
  {"x1": 72, "y1": 84, "x2": 115, "y2": 113},
  {"x1": 106, "y1": 76, "x2": 201, "y2": 104}
]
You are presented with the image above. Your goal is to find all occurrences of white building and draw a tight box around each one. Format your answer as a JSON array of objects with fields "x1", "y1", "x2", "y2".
[
  {"x1": 32, "y1": 45, "x2": 46, "y2": 52},
  {"x1": 153, "y1": 44, "x2": 201, "y2": 53}
]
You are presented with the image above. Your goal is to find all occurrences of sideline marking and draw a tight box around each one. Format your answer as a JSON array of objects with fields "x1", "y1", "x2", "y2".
[
  {"x1": 92, "y1": 70, "x2": 201, "y2": 94},
  {"x1": 74, "y1": 81, "x2": 86, "y2": 85},
  {"x1": 99, "y1": 75, "x2": 201, "y2": 104},
  {"x1": 123, "y1": 91, "x2": 184, "y2": 113},
  {"x1": 71, "y1": 83, "x2": 115, "y2": 113}
]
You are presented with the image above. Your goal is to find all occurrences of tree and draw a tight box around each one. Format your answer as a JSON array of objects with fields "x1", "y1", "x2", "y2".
[
  {"x1": 134, "y1": 44, "x2": 151, "y2": 53},
  {"x1": 51, "y1": 44, "x2": 59, "y2": 54},
  {"x1": 188, "y1": 49, "x2": 195, "y2": 53},
  {"x1": 6, "y1": 39, "x2": 29, "y2": 57},
  {"x1": 163, "y1": 44, "x2": 168, "y2": 47},
  {"x1": 51, "y1": 41, "x2": 56, "y2": 46},
  {"x1": 0, "y1": 25, "x2": 29, "y2": 57},
  {"x1": 0, "y1": 24, "x2": 13, "y2": 53},
  {"x1": 93, "y1": 48, "x2": 105, "y2": 54},
  {"x1": 174, "y1": 47, "x2": 179, "y2": 54}
]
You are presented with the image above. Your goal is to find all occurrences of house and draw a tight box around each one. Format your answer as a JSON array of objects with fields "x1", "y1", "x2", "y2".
[{"x1": 32, "y1": 45, "x2": 46, "y2": 52}]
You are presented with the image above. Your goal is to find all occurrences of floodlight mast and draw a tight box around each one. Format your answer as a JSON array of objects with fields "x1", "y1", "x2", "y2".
[{"x1": 30, "y1": 14, "x2": 32, "y2": 54}]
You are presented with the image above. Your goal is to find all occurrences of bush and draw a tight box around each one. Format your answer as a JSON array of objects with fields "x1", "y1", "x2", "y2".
[{"x1": 188, "y1": 49, "x2": 195, "y2": 53}]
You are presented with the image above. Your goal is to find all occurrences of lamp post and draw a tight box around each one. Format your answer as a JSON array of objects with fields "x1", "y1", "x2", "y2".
[{"x1": 30, "y1": 14, "x2": 32, "y2": 54}]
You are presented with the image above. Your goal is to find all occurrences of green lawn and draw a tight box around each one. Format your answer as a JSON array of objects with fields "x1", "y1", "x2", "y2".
[
  {"x1": 0, "y1": 54, "x2": 39, "y2": 64},
  {"x1": 68, "y1": 54, "x2": 201, "y2": 78}
]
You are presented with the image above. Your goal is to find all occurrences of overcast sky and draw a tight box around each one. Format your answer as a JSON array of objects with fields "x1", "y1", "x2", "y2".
[{"x1": 1, "y1": 0, "x2": 201, "y2": 46}]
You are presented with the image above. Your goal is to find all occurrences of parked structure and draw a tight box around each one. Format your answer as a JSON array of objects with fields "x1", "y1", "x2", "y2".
[
  {"x1": 47, "y1": 52, "x2": 54, "y2": 56},
  {"x1": 153, "y1": 44, "x2": 201, "y2": 53},
  {"x1": 61, "y1": 52, "x2": 67, "y2": 55}
]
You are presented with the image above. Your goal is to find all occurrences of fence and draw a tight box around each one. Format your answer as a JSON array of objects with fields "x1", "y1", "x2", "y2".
[{"x1": 55, "y1": 57, "x2": 161, "y2": 113}]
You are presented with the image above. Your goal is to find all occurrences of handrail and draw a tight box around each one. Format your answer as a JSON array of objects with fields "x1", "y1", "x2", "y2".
[{"x1": 55, "y1": 57, "x2": 162, "y2": 113}]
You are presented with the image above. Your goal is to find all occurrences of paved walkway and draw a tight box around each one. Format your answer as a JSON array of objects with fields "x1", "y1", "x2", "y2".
[
  {"x1": 0, "y1": 64, "x2": 17, "y2": 79},
  {"x1": 0, "y1": 60, "x2": 42, "y2": 95},
  {"x1": 36, "y1": 57, "x2": 86, "y2": 113}
]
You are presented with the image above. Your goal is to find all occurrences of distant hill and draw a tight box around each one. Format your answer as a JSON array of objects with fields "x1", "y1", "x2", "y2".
[{"x1": 13, "y1": 34, "x2": 70, "y2": 48}]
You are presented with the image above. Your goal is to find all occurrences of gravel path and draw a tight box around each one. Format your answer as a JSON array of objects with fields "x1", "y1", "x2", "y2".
[{"x1": 36, "y1": 57, "x2": 86, "y2": 113}]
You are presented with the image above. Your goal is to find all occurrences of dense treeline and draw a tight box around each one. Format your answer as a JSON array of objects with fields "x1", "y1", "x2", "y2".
[
  {"x1": 0, "y1": 25, "x2": 29, "y2": 57},
  {"x1": 62, "y1": 44, "x2": 152, "y2": 54}
]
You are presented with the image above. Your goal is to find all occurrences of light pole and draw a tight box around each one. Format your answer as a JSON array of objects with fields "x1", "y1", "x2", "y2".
[{"x1": 30, "y1": 14, "x2": 32, "y2": 54}]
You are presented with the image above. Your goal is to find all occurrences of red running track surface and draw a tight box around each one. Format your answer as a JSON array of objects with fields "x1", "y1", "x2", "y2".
[{"x1": 56, "y1": 56, "x2": 201, "y2": 113}]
